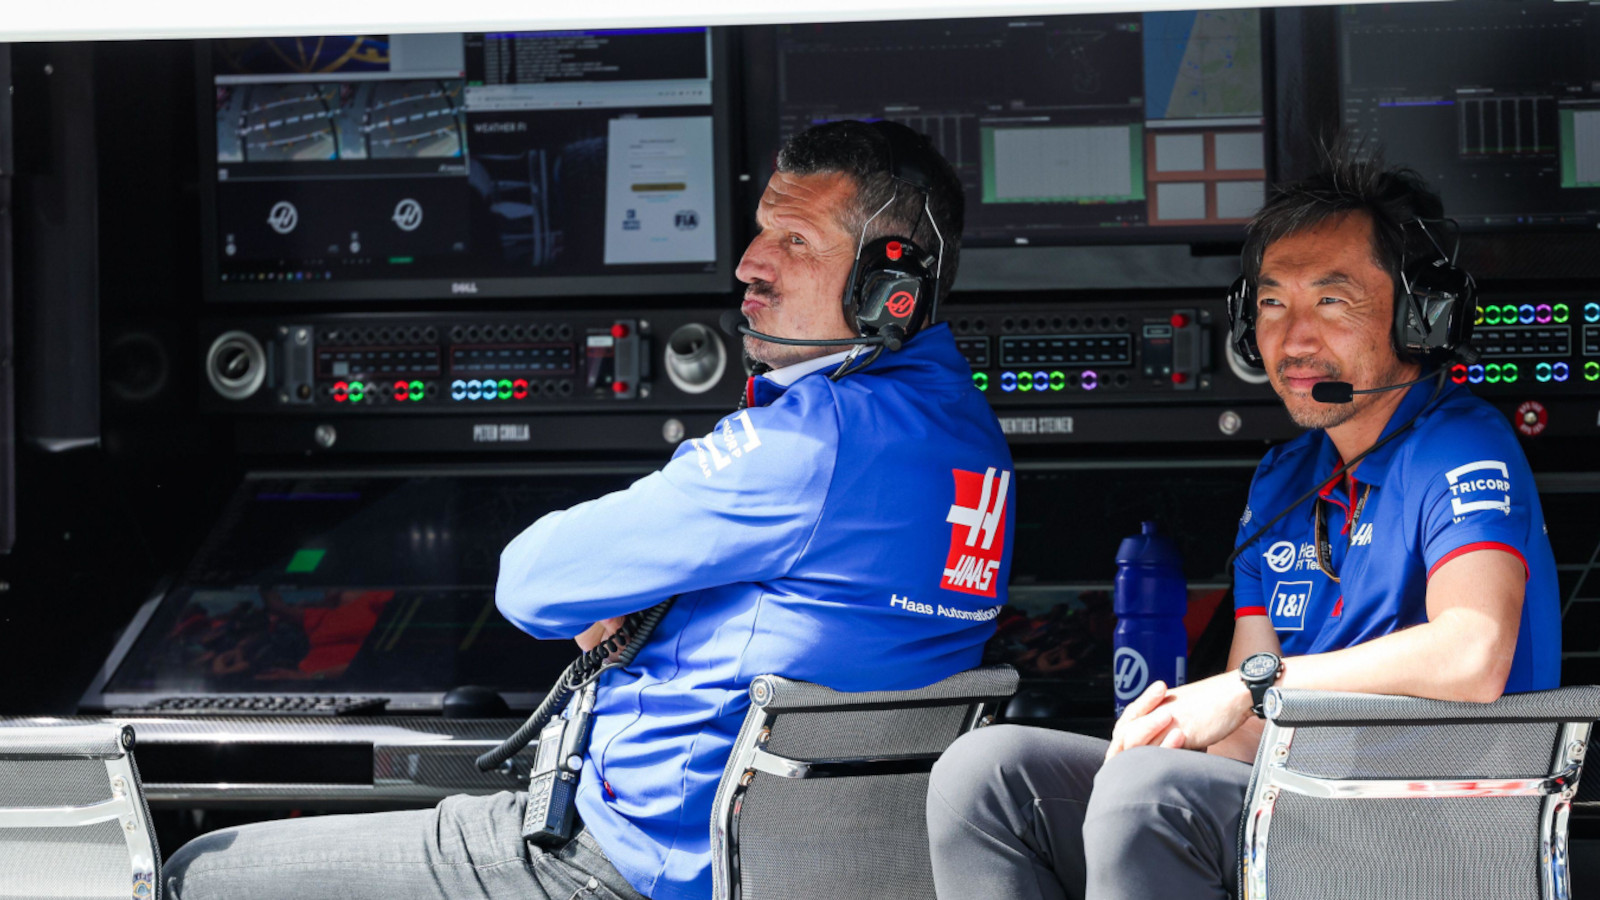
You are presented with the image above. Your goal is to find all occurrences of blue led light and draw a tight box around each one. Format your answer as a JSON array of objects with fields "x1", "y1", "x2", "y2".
[
  {"x1": 1554, "y1": 362, "x2": 1570, "y2": 383},
  {"x1": 1000, "y1": 371, "x2": 1018, "y2": 393},
  {"x1": 466, "y1": 379, "x2": 483, "y2": 400},
  {"x1": 1586, "y1": 303, "x2": 1600, "y2": 324},
  {"x1": 1033, "y1": 371, "x2": 1050, "y2": 392},
  {"x1": 1535, "y1": 362, "x2": 1552, "y2": 383},
  {"x1": 1467, "y1": 365, "x2": 1485, "y2": 385},
  {"x1": 450, "y1": 379, "x2": 467, "y2": 401},
  {"x1": 1518, "y1": 304, "x2": 1536, "y2": 325}
]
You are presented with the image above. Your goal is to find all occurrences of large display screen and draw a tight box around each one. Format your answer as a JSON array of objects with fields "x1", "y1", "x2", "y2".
[
  {"x1": 772, "y1": 10, "x2": 1269, "y2": 246},
  {"x1": 102, "y1": 470, "x2": 646, "y2": 700},
  {"x1": 1340, "y1": 0, "x2": 1600, "y2": 230},
  {"x1": 202, "y1": 31, "x2": 732, "y2": 300}
]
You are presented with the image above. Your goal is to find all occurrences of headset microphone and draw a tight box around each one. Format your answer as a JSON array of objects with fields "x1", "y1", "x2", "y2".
[
  {"x1": 720, "y1": 309, "x2": 891, "y2": 349},
  {"x1": 1311, "y1": 368, "x2": 1444, "y2": 404}
]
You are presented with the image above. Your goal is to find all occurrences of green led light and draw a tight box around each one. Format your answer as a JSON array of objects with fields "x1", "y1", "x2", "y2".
[
  {"x1": 348, "y1": 381, "x2": 365, "y2": 402},
  {"x1": 1484, "y1": 364, "x2": 1501, "y2": 384},
  {"x1": 1554, "y1": 303, "x2": 1570, "y2": 324},
  {"x1": 388, "y1": 256, "x2": 414, "y2": 264},
  {"x1": 409, "y1": 380, "x2": 425, "y2": 401},
  {"x1": 286, "y1": 548, "x2": 326, "y2": 573},
  {"x1": 1049, "y1": 371, "x2": 1067, "y2": 391},
  {"x1": 1483, "y1": 306, "x2": 1501, "y2": 325},
  {"x1": 498, "y1": 379, "x2": 513, "y2": 400},
  {"x1": 972, "y1": 372, "x2": 989, "y2": 391},
  {"x1": 1017, "y1": 371, "x2": 1033, "y2": 392},
  {"x1": 1503, "y1": 362, "x2": 1519, "y2": 384},
  {"x1": 1587, "y1": 361, "x2": 1600, "y2": 382}
]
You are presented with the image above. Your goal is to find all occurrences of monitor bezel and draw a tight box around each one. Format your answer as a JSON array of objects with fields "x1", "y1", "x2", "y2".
[{"x1": 197, "y1": 30, "x2": 738, "y2": 303}]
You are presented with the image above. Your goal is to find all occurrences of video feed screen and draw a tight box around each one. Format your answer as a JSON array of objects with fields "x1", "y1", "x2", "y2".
[
  {"x1": 206, "y1": 31, "x2": 728, "y2": 300},
  {"x1": 773, "y1": 9, "x2": 1268, "y2": 245},
  {"x1": 104, "y1": 470, "x2": 646, "y2": 697},
  {"x1": 1340, "y1": 1, "x2": 1600, "y2": 230}
]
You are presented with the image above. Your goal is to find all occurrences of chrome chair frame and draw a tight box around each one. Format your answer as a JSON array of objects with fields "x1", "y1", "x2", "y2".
[
  {"x1": 0, "y1": 721, "x2": 160, "y2": 900},
  {"x1": 709, "y1": 665, "x2": 1019, "y2": 900},
  {"x1": 1240, "y1": 686, "x2": 1599, "y2": 900}
]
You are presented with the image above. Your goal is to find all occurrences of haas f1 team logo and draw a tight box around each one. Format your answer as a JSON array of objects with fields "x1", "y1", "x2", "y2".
[{"x1": 941, "y1": 467, "x2": 1011, "y2": 598}]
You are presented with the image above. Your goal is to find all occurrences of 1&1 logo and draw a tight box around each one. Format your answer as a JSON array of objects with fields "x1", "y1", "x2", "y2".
[{"x1": 1113, "y1": 646, "x2": 1149, "y2": 701}]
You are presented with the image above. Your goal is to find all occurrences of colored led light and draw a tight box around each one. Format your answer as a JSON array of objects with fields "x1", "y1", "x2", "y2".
[
  {"x1": 1000, "y1": 371, "x2": 1017, "y2": 393},
  {"x1": 332, "y1": 380, "x2": 349, "y2": 403},
  {"x1": 1473, "y1": 305, "x2": 1485, "y2": 326},
  {"x1": 393, "y1": 380, "x2": 410, "y2": 402},
  {"x1": 1450, "y1": 364, "x2": 1469, "y2": 385},
  {"x1": 348, "y1": 381, "x2": 365, "y2": 402},
  {"x1": 513, "y1": 378, "x2": 530, "y2": 399},
  {"x1": 1586, "y1": 303, "x2": 1600, "y2": 324},
  {"x1": 1049, "y1": 371, "x2": 1066, "y2": 391},
  {"x1": 1536, "y1": 362, "x2": 1552, "y2": 383},
  {"x1": 1518, "y1": 304, "x2": 1536, "y2": 325},
  {"x1": 1554, "y1": 303, "x2": 1570, "y2": 324},
  {"x1": 972, "y1": 372, "x2": 988, "y2": 392},
  {"x1": 1033, "y1": 371, "x2": 1049, "y2": 392},
  {"x1": 466, "y1": 379, "x2": 483, "y2": 401},
  {"x1": 450, "y1": 379, "x2": 467, "y2": 401},
  {"x1": 1467, "y1": 365, "x2": 1485, "y2": 385},
  {"x1": 1553, "y1": 362, "x2": 1570, "y2": 383},
  {"x1": 1587, "y1": 361, "x2": 1600, "y2": 382},
  {"x1": 1017, "y1": 371, "x2": 1033, "y2": 392},
  {"x1": 1484, "y1": 364, "x2": 1501, "y2": 384},
  {"x1": 1504, "y1": 362, "x2": 1519, "y2": 383},
  {"x1": 1536, "y1": 304, "x2": 1553, "y2": 324},
  {"x1": 409, "y1": 381, "x2": 425, "y2": 401},
  {"x1": 1082, "y1": 370, "x2": 1099, "y2": 391},
  {"x1": 498, "y1": 379, "x2": 513, "y2": 400},
  {"x1": 1484, "y1": 306, "x2": 1501, "y2": 325}
]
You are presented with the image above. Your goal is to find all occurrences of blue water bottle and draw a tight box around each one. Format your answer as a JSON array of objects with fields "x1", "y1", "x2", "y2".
[{"x1": 1113, "y1": 521, "x2": 1189, "y2": 716}]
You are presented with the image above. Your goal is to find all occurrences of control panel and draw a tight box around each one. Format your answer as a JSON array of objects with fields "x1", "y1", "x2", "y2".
[{"x1": 201, "y1": 311, "x2": 738, "y2": 416}]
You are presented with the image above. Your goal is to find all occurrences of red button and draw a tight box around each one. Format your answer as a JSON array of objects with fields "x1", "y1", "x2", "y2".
[
  {"x1": 886, "y1": 241, "x2": 903, "y2": 261},
  {"x1": 1170, "y1": 313, "x2": 1190, "y2": 329},
  {"x1": 1171, "y1": 372, "x2": 1189, "y2": 385},
  {"x1": 611, "y1": 323, "x2": 630, "y2": 339},
  {"x1": 612, "y1": 381, "x2": 629, "y2": 395}
]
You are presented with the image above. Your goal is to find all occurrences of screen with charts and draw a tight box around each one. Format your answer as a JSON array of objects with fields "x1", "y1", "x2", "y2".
[
  {"x1": 101, "y1": 470, "x2": 647, "y2": 699},
  {"x1": 1340, "y1": 1, "x2": 1600, "y2": 230},
  {"x1": 204, "y1": 31, "x2": 731, "y2": 300},
  {"x1": 773, "y1": 9, "x2": 1268, "y2": 245}
]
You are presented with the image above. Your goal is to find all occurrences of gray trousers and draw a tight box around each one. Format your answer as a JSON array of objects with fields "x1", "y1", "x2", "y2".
[
  {"x1": 164, "y1": 791, "x2": 648, "y2": 900},
  {"x1": 926, "y1": 725, "x2": 1253, "y2": 900}
]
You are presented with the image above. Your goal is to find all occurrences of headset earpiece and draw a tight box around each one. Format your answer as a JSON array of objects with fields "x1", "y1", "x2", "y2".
[
  {"x1": 1226, "y1": 274, "x2": 1264, "y2": 370},
  {"x1": 848, "y1": 236, "x2": 936, "y2": 350}
]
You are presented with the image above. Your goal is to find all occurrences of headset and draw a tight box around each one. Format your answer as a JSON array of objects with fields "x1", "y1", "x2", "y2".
[
  {"x1": 1225, "y1": 215, "x2": 1478, "y2": 371},
  {"x1": 736, "y1": 120, "x2": 948, "y2": 378}
]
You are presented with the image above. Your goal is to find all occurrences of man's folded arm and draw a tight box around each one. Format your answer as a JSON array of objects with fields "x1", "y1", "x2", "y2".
[{"x1": 495, "y1": 406, "x2": 838, "y2": 640}]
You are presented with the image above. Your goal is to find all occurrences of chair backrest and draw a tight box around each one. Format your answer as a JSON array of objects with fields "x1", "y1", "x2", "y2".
[
  {"x1": 0, "y1": 721, "x2": 160, "y2": 900},
  {"x1": 1240, "y1": 686, "x2": 1600, "y2": 900},
  {"x1": 710, "y1": 665, "x2": 1018, "y2": 900}
]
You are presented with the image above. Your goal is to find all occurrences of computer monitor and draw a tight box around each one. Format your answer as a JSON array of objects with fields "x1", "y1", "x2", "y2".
[
  {"x1": 770, "y1": 10, "x2": 1270, "y2": 246},
  {"x1": 1339, "y1": 1, "x2": 1600, "y2": 230},
  {"x1": 89, "y1": 469, "x2": 648, "y2": 709},
  {"x1": 201, "y1": 31, "x2": 735, "y2": 301}
]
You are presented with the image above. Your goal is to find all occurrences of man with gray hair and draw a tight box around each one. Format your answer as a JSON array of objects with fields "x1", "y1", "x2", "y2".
[{"x1": 165, "y1": 119, "x2": 1014, "y2": 900}]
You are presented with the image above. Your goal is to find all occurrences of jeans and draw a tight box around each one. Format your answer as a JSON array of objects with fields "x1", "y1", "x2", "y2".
[
  {"x1": 925, "y1": 724, "x2": 1253, "y2": 900},
  {"x1": 164, "y1": 791, "x2": 648, "y2": 900}
]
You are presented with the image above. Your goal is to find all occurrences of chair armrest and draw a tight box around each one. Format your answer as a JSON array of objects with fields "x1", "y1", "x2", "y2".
[
  {"x1": 1265, "y1": 686, "x2": 1600, "y2": 728},
  {"x1": 750, "y1": 665, "x2": 1019, "y2": 713},
  {"x1": 0, "y1": 721, "x2": 133, "y2": 760}
]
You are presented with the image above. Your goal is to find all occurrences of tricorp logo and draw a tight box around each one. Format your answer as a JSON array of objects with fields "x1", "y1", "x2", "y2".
[
  {"x1": 1445, "y1": 460, "x2": 1512, "y2": 517},
  {"x1": 941, "y1": 467, "x2": 1010, "y2": 598}
]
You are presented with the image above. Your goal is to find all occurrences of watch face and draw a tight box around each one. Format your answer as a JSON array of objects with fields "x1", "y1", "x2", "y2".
[{"x1": 1242, "y1": 654, "x2": 1277, "y2": 680}]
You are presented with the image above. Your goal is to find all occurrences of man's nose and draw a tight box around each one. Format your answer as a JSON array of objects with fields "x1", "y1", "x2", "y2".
[
  {"x1": 735, "y1": 235, "x2": 777, "y2": 286},
  {"x1": 1278, "y1": 302, "x2": 1323, "y2": 358}
]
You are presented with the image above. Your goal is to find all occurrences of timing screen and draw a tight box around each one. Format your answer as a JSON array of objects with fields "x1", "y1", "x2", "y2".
[
  {"x1": 210, "y1": 31, "x2": 719, "y2": 285},
  {"x1": 776, "y1": 10, "x2": 1267, "y2": 244},
  {"x1": 1340, "y1": 2, "x2": 1600, "y2": 230}
]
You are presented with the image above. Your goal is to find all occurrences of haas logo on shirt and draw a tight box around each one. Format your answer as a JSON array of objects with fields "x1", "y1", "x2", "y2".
[{"x1": 941, "y1": 467, "x2": 1010, "y2": 598}]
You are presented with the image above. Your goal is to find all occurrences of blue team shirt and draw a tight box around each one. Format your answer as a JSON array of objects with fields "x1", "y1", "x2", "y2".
[
  {"x1": 496, "y1": 324, "x2": 1014, "y2": 900},
  {"x1": 1234, "y1": 379, "x2": 1560, "y2": 693}
]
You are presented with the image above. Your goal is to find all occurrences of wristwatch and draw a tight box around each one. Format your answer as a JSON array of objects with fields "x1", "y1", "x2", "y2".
[{"x1": 1240, "y1": 652, "x2": 1283, "y2": 718}]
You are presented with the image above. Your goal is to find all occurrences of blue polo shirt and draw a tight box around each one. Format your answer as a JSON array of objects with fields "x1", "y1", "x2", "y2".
[{"x1": 1233, "y1": 379, "x2": 1560, "y2": 693}]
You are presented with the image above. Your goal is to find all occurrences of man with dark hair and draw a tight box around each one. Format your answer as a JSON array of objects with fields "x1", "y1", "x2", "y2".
[
  {"x1": 926, "y1": 151, "x2": 1560, "y2": 899},
  {"x1": 166, "y1": 119, "x2": 1013, "y2": 900}
]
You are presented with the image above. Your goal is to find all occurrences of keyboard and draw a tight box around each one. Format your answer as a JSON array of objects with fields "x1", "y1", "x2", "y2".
[{"x1": 112, "y1": 695, "x2": 390, "y2": 717}]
